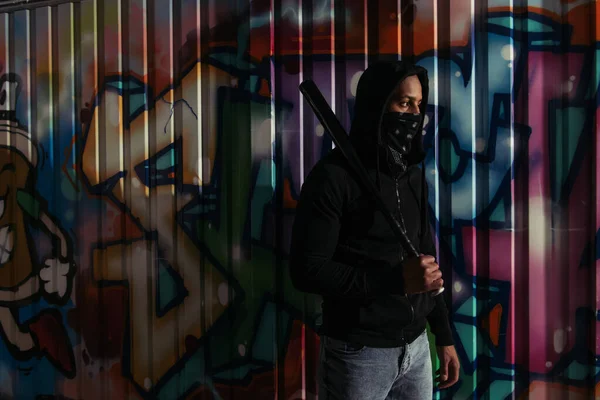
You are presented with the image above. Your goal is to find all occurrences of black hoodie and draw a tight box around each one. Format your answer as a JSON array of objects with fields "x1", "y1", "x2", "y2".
[{"x1": 290, "y1": 61, "x2": 454, "y2": 347}]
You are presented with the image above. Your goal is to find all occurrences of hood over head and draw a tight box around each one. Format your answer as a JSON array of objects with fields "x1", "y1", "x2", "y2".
[{"x1": 349, "y1": 60, "x2": 429, "y2": 169}]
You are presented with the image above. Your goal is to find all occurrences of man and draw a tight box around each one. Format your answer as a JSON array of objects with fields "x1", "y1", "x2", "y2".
[{"x1": 290, "y1": 60, "x2": 460, "y2": 399}]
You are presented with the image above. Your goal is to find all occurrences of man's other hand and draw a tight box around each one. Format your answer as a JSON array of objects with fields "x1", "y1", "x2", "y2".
[
  {"x1": 435, "y1": 345, "x2": 460, "y2": 389},
  {"x1": 403, "y1": 254, "x2": 443, "y2": 294}
]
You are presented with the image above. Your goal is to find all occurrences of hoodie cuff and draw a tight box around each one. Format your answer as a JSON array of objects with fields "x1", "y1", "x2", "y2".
[{"x1": 427, "y1": 310, "x2": 454, "y2": 346}]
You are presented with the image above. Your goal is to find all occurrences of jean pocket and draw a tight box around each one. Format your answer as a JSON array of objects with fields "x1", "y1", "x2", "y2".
[{"x1": 325, "y1": 336, "x2": 366, "y2": 355}]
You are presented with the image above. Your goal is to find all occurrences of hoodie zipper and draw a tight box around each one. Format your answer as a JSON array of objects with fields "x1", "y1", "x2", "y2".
[{"x1": 395, "y1": 176, "x2": 415, "y2": 329}]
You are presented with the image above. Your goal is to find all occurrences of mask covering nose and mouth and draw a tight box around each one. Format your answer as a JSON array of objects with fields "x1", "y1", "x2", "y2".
[{"x1": 381, "y1": 111, "x2": 421, "y2": 172}]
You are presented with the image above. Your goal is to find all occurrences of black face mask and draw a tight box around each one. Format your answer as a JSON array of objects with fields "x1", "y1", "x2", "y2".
[{"x1": 380, "y1": 111, "x2": 421, "y2": 170}]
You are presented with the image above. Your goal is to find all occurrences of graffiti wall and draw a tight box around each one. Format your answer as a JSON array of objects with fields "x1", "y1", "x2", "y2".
[{"x1": 0, "y1": 0, "x2": 597, "y2": 398}]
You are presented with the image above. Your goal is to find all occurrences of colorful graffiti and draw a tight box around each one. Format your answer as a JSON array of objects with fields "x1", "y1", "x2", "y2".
[{"x1": 0, "y1": 0, "x2": 597, "y2": 398}]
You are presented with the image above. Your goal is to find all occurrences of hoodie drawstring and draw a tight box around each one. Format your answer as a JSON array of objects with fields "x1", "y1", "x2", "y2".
[
  {"x1": 420, "y1": 161, "x2": 427, "y2": 246},
  {"x1": 376, "y1": 140, "x2": 382, "y2": 191}
]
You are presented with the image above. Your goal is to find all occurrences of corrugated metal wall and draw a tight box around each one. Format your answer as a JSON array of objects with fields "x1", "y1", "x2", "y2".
[{"x1": 0, "y1": 0, "x2": 596, "y2": 398}]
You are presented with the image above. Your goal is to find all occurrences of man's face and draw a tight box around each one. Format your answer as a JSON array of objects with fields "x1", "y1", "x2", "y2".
[{"x1": 387, "y1": 75, "x2": 422, "y2": 114}]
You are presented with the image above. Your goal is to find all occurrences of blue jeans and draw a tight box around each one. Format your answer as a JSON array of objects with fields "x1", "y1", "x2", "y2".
[{"x1": 318, "y1": 330, "x2": 433, "y2": 400}]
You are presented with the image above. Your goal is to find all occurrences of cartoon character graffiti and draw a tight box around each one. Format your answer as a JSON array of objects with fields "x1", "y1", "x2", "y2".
[{"x1": 0, "y1": 73, "x2": 75, "y2": 378}]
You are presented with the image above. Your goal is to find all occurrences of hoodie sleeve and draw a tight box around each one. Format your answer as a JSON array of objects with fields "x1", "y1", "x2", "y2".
[
  {"x1": 420, "y1": 177, "x2": 455, "y2": 346},
  {"x1": 289, "y1": 163, "x2": 405, "y2": 299}
]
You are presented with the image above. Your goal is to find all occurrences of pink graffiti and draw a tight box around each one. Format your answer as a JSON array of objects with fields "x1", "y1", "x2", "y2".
[{"x1": 463, "y1": 49, "x2": 597, "y2": 373}]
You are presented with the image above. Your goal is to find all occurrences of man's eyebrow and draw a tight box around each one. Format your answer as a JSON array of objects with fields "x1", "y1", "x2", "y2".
[{"x1": 394, "y1": 95, "x2": 421, "y2": 101}]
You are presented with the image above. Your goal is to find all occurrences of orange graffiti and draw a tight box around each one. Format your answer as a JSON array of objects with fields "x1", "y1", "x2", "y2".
[
  {"x1": 480, "y1": 304, "x2": 503, "y2": 347},
  {"x1": 283, "y1": 178, "x2": 298, "y2": 209}
]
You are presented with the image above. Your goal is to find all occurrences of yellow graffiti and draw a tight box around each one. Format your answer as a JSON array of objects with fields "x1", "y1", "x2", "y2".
[{"x1": 82, "y1": 63, "x2": 235, "y2": 389}]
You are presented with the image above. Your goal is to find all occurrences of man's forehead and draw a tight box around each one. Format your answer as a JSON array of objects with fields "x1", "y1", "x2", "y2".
[{"x1": 392, "y1": 76, "x2": 422, "y2": 97}]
